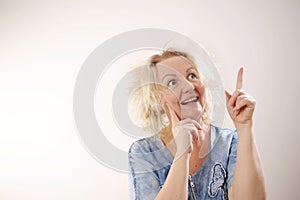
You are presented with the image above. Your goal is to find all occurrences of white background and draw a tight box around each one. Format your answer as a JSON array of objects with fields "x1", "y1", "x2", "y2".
[{"x1": 1, "y1": 0, "x2": 299, "y2": 199}]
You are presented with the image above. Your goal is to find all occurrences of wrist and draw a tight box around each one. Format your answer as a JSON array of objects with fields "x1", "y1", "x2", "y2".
[
  {"x1": 234, "y1": 122, "x2": 256, "y2": 146},
  {"x1": 234, "y1": 120, "x2": 253, "y2": 132},
  {"x1": 173, "y1": 151, "x2": 190, "y2": 164}
]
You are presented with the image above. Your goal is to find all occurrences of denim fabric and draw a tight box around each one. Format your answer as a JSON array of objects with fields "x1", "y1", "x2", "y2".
[{"x1": 128, "y1": 124, "x2": 238, "y2": 200}]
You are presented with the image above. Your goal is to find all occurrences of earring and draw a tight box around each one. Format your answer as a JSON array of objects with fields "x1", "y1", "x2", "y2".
[{"x1": 151, "y1": 104, "x2": 165, "y2": 115}]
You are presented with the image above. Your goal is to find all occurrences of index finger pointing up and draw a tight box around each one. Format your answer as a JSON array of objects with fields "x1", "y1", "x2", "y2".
[{"x1": 236, "y1": 66, "x2": 244, "y2": 90}]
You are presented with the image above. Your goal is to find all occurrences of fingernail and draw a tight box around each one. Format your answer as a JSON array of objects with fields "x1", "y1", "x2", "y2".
[{"x1": 193, "y1": 135, "x2": 197, "y2": 142}]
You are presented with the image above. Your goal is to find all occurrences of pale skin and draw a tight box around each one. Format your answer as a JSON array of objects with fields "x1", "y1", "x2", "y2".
[{"x1": 152, "y1": 56, "x2": 266, "y2": 200}]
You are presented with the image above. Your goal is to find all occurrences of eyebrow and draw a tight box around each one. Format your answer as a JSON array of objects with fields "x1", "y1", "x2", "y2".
[
  {"x1": 161, "y1": 74, "x2": 176, "y2": 82},
  {"x1": 161, "y1": 66, "x2": 198, "y2": 82},
  {"x1": 186, "y1": 66, "x2": 198, "y2": 73}
]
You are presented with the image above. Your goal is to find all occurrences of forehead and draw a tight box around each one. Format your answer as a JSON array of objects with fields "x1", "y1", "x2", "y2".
[{"x1": 156, "y1": 56, "x2": 197, "y2": 78}]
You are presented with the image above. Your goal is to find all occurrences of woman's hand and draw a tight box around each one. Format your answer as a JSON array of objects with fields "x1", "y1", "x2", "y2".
[
  {"x1": 225, "y1": 67, "x2": 267, "y2": 200},
  {"x1": 166, "y1": 103, "x2": 202, "y2": 160},
  {"x1": 225, "y1": 67, "x2": 256, "y2": 129}
]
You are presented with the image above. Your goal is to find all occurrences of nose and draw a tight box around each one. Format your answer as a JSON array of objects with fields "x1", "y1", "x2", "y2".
[{"x1": 181, "y1": 78, "x2": 195, "y2": 94}]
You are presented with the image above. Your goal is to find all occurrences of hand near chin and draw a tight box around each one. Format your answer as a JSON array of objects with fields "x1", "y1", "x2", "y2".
[
  {"x1": 166, "y1": 103, "x2": 202, "y2": 161},
  {"x1": 225, "y1": 67, "x2": 256, "y2": 129}
]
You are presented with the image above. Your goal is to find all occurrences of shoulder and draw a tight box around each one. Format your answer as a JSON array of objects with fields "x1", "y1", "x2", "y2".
[
  {"x1": 211, "y1": 124, "x2": 238, "y2": 142},
  {"x1": 128, "y1": 134, "x2": 162, "y2": 154},
  {"x1": 128, "y1": 134, "x2": 172, "y2": 171},
  {"x1": 210, "y1": 124, "x2": 238, "y2": 152}
]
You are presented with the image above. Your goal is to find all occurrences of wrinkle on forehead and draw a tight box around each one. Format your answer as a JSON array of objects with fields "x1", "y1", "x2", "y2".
[{"x1": 158, "y1": 56, "x2": 196, "y2": 69}]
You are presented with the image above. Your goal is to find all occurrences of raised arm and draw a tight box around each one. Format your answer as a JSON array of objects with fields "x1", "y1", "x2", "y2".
[{"x1": 225, "y1": 67, "x2": 267, "y2": 200}]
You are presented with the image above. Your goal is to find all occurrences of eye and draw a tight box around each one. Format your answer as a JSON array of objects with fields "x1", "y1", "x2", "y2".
[
  {"x1": 167, "y1": 80, "x2": 177, "y2": 87},
  {"x1": 187, "y1": 73, "x2": 197, "y2": 80}
]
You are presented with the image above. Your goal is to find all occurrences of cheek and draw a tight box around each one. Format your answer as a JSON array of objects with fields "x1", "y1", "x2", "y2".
[
  {"x1": 195, "y1": 83, "x2": 207, "y2": 107},
  {"x1": 162, "y1": 92, "x2": 181, "y2": 112}
]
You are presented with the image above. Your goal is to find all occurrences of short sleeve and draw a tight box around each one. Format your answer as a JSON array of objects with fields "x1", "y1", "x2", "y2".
[
  {"x1": 226, "y1": 130, "x2": 238, "y2": 190},
  {"x1": 128, "y1": 141, "x2": 160, "y2": 200}
]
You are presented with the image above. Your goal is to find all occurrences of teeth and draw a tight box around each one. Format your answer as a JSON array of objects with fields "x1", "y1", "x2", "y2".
[{"x1": 181, "y1": 97, "x2": 198, "y2": 105}]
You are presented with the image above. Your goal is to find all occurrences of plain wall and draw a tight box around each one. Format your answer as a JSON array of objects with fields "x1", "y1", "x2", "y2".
[{"x1": 0, "y1": 0, "x2": 299, "y2": 199}]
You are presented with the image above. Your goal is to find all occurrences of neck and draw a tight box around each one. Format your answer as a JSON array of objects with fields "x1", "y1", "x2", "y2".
[{"x1": 196, "y1": 123, "x2": 211, "y2": 159}]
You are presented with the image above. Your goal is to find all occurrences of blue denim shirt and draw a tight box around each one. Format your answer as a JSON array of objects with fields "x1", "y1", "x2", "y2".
[{"x1": 128, "y1": 124, "x2": 238, "y2": 200}]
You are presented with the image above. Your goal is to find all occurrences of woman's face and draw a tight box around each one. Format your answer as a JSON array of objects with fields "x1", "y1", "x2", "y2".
[{"x1": 156, "y1": 56, "x2": 207, "y2": 121}]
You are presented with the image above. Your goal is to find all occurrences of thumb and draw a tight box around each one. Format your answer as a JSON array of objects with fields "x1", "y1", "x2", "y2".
[{"x1": 224, "y1": 90, "x2": 231, "y2": 103}]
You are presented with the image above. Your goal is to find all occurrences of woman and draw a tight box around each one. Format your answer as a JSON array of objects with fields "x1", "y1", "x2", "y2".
[{"x1": 128, "y1": 49, "x2": 266, "y2": 200}]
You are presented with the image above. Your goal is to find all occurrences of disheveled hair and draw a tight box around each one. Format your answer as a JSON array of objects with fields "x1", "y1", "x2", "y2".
[{"x1": 129, "y1": 48, "x2": 212, "y2": 135}]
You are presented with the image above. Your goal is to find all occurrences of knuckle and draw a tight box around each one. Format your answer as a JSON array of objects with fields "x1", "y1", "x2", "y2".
[
  {"x1": 237, "y1": 89, "x2": 245, "y2": 93},
  {"x1": 232, "y1": 90, "x2": 239, "y2": 96}
]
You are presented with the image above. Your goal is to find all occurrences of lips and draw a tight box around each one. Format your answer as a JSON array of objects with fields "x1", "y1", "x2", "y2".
[{"x1": 180, "y1": 96, "x2": 199, "y2": 105}]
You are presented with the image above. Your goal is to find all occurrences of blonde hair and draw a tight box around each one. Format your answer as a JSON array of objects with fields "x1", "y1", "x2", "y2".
[{"x1": 129, "y1": 48, "x2": 212, "y2": 134}]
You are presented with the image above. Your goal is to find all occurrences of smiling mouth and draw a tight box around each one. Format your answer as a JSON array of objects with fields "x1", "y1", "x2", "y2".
[{"x1": 180, "y1": 97, "x2": 199, "y2": 105}]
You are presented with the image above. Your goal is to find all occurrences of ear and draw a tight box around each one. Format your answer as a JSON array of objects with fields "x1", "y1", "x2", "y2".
[
  {"x1": 159, "y1": 94, "x2": 168, "y2": 110},
  {"x1": 156, "y1": 88, "x2": 169, "y2": 113}
]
